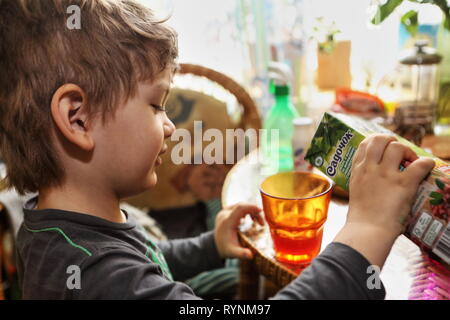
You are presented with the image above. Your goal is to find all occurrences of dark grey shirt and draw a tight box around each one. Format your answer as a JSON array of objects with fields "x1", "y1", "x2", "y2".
[{"x1": 16, "y1": 197, "x2": 385, "y2": 300}]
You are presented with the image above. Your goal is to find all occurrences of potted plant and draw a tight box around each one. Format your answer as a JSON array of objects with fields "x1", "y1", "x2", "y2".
[
  {"x1": 371, "y1": 0, "x2": 450, "y2": 132},
  {"x1": 312, "y1": 17, "x2": 351, "y2": 90},
  {"x1": 371, "y1": 0, "x2": 450, "y2": 36}
]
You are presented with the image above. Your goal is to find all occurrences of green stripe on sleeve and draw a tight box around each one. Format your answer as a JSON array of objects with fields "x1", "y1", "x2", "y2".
[{"x1": 24, "y1": 226, "x2": 93, "y2": 257}]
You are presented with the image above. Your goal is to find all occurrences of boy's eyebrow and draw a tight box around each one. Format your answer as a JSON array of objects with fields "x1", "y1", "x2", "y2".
[{"x1": 173, "y1": 63, "x2": 180, "y2": 74}]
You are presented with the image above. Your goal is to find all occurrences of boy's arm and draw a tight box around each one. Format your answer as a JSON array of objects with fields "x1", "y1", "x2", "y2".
[
  {"x1": 157, "y1": 231, "x2": 225, "y2": 282},
  {"x1": 276, "y1": 135, "x2": 434, "y2": 300},
  {"x1": 157, "y1": 203, "x2": 263, "y2": 282},
  {"x1": 272, "y1": 242, "x2": 385, "y2": 300}
]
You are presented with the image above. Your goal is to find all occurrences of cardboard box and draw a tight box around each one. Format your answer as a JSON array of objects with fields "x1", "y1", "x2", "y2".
[{"x1": 305, "y1": 112, "x2": 450, "y2": 267}]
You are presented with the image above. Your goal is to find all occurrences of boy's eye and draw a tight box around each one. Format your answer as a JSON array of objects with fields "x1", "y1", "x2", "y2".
[{"x1": 150, "y1": 104, "x2": 166, "y2": 113}]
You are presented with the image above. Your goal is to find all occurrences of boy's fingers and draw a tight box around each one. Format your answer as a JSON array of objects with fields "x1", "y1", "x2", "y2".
[
  {"x1": 224, "y1": 203, "x2": 238, "y2": 210},
  {"x1": 251, "y1": 211, "x2": 265, "y2": 226},
  {"x1": 352, "y1": 140, "x2": 368, "y2": 167},
  {"x1": 231, "y1": 247, "x2": 253, "y2": 260},
  {"x1": 365, "y1": 134, "x2": 397, "y2": 165},
  {"x1": 380, "y1": 142, "x2": 418, "y2": 171},
  {"x1": 243, "y1": 211, "x2": 265, "y2": 227},
  {"x1": 231, "y1": 204, "x2": 262, "y2": 221},
  {"x1": 405, "y1": 157, "x2": 435, "y2": 186}
]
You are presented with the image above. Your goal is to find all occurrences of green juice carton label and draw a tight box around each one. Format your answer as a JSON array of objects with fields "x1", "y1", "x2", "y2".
[{"x1": 305, "y1": 112, "x2": 450, "y2": 267}]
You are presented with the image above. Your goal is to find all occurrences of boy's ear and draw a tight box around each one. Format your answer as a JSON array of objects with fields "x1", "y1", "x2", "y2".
[{"x1": 50, "y1": 84, "x2": 94, "y2": 151}]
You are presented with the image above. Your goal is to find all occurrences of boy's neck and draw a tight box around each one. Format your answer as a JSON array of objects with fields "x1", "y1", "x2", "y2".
[{"x1": 37, "y1": 185, "x2": 127, "y2": 224}]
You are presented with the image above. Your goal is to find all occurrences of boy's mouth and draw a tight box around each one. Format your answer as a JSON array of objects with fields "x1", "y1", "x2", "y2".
[
  {"x1": 159, "y1": 145, "x2": 168, "y2": 156},
  {"x1": 155, "y1": 145, "x2": 168, "y2": 166}
]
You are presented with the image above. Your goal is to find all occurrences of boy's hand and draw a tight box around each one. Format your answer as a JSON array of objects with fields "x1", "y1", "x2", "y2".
[
  {"x1": 334, "y1": 134, "x2": 435, "y2": 267},
  {"x1": 214, "y1": 203, "x2": 264, "y2": 260}
]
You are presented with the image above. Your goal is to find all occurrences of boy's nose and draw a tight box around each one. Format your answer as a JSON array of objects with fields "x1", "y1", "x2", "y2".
[{"x1": 164, "y1": 115, "x2": 176, "y2": 139}]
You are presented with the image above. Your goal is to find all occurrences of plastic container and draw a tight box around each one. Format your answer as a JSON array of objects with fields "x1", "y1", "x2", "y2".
[
  {"x1": 262, "y1": 83, "x2": 300, "y2": 172},
  {"x1": 292, "y1": 117, "x2": 314, "y2": 172}
]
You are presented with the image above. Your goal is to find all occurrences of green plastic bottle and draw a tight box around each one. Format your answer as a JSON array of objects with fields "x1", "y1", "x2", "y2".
[{"x1": 262, "y1": 82, "x2": 300, "y2": 172}]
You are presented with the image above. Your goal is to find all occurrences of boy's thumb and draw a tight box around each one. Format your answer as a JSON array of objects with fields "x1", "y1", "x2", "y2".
[{"x1": 233, "y1": 247, "x2": 253, "y2": 260}]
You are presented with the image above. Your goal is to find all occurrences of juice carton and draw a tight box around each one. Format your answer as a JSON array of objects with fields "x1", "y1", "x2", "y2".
[{"x1": 305, "y1": 112, "x2": 450, "y2": 268}]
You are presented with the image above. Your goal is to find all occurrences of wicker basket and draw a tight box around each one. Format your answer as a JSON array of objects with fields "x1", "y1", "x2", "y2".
[
  {"x1": 178, "y1": 63, "x2": 262, "y2": 132},
  {"x1": 238, "y1": 231, "x2": 300, "y2": 288}
]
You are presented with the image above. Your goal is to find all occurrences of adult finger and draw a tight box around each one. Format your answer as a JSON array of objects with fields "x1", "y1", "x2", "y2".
[
  {"x1": 380, "y1": 142, "x2": 418, "y2": 171},
  {"x1": 404, "y1": 157, "x2": 435, "y2": 186},
  {"x1": 364, "y1": 134, "x2": 397, "y2": 165}
]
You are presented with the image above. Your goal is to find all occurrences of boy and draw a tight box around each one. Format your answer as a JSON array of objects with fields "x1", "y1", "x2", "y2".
[{"x1": 0, "y1": 0, "x2": 435, "y2": 299}]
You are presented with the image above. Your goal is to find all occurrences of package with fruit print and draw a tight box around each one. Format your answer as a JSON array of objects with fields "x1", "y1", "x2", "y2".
[{"x1": 305, "y1": 112, "x2": 450, "y2": 269}]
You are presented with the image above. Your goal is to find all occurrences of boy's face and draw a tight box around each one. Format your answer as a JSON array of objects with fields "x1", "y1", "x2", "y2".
[{"x1": 92, "y1": 67, "x2": 176, "y2": 199}]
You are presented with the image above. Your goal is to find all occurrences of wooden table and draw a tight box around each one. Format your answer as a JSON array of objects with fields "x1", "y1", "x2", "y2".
[{"x1": 222, "y1": 149, "x2": 450, "y2": 300}]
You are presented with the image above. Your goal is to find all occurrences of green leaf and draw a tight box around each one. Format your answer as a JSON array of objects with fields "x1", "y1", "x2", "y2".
[
  {"x1": 408, "y1": 0, "x2": 446, "y2": 6},
  {"x1": 401, "y1": 10, "x2": 419, "y2": 36},
  {"x1": 430, "y1": 191, "x2": 444, "y2": 200},
  {"x1": 371, "y1": 0, "x2": 404, "y2": 25},
  {"x1": 444, "y1": 15, "x2": 450, "y2": 32},
  {"x1": 322, "y1": 139, "x2": 331, "y2": 155},
  {"x1": 408, "y1": 0, "x2": 449, "y2": 12},
  {"x1": 431, "y1": 0, "x2": 450, "y2": 32},
  {"x1": 305, "y1": 137, "x2": 324, "y2": 160},
  {"x1": 436, "y1": 178, "x2": 445, "y2": 190},
  {"x1": 430, "y1": 198, "x2": 444, "y2": 206},
  {"x1": 408, "y1": 0, "x2": 450, "y2": 31},
  {"x1": 334, "y1": 129, "x2": 348, "y2": 144},
  {"x1": 408, "y1": 0, "x2": 437, "y2": 4}
]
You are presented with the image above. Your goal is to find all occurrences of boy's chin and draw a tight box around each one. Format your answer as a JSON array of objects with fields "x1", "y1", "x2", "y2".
[
  {"x1": 119, "y1": 172, "x2": 157, "y2": 200},
  {"x1": 146, "y1": 171, "x2": 158, "y2": 188},
  {"x1": 127, "y1": 169, "x2": 158, "y2": 197}
]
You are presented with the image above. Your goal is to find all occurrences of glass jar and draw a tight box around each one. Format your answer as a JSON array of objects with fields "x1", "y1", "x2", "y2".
[{"x1": 394, "y1": 41, "x2": 442, "y2": 143}]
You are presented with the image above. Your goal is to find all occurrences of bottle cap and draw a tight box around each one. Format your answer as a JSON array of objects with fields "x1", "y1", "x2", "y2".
[
  {"x1": 274, "y1": 85, "x2": 290, "y2": 96},
  {"x1": 293, "y1": 117, "x2": 313, "y2": 127}
]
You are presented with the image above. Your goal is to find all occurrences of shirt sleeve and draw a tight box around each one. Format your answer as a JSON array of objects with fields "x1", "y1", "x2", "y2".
[
  {"x1": 272, "y1": 242, "x2": 386, "y2": 300},
  {"x1": 157, "y1": 231, "x2": 225, "y2": 282},
  {"x1": 75, "y1": 246, "x2": 202, "y2": 300},
  {"x1": 75, "y1": 241, "x2": 385, "y2": 300}
]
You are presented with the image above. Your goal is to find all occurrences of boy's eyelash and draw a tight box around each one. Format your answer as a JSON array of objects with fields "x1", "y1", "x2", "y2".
[{"x1": 150, "y1": 104, "x2": 166, "y2": 112}]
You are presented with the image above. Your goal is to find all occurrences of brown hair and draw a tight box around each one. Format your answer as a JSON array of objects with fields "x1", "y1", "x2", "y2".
[{"x1": 0, "y1": 0, "x2": 178, "y2": 194}]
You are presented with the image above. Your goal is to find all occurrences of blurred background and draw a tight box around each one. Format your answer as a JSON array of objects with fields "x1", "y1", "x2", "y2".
[{"x1": 141, "y1": 0, "x2": 450, "y2": 132}]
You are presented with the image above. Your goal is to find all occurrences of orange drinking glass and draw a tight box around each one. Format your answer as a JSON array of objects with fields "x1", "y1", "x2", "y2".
[{"x1": 260, "y1": 172, "x2": 333, "y2": 265}]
